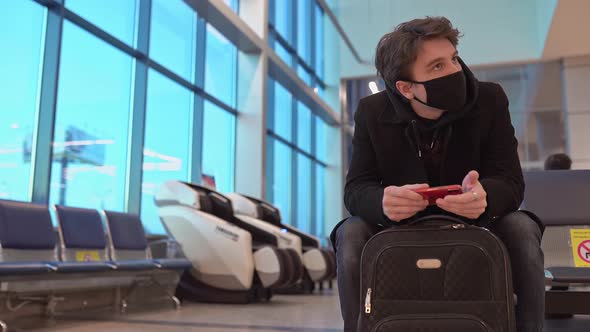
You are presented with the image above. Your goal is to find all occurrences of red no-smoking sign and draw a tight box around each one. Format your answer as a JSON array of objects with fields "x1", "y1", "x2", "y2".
[{"x1": 577, "y1": 240, "x2": 590, "y2": 263}]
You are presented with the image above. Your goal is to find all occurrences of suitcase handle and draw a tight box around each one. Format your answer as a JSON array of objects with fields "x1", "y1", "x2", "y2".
[{"x1": 405, "y1": 214, "x2": 470, "y2": 227}]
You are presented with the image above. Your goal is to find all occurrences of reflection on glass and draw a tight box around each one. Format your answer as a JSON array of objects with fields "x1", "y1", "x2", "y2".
[
  {"x1": 150, "y1": 0, "x2": 197, "y2": 82},
  {"x1": 296, "y1": 154, "x2": 311, "y2": 233},
  {"x1": 0, "y1": 1, "x2": 45, "y2": 201},
  {"x1": 50, "y1": 22, "x2": 132, "y2": 211},
  {"x1": 141, "y1": 69, "x2": 192, "y2": 234},
  {"x1": 205, "y1": 24, "x2": 237, "y2": 108},
  {"x1": 66, "y1": 0, "x2": 137, "y2": 46},
  {"x1": 202, "y1": 101, "x2": 236, "y2": 193}
]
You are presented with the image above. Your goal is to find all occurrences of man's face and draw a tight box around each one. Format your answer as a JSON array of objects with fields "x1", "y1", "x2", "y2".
[{"x1": 396, "y1": 38, "x2": 462, "y2": 108}]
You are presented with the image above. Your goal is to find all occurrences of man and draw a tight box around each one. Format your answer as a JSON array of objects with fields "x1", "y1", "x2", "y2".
[{"x1": 331, "y1": 17, "x2": 544, "y2": 332}]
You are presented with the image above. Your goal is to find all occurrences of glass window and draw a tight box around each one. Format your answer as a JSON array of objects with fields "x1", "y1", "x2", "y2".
[
  {"x1": 296, "y1": 154, "x2": 311, "y2": 233},
  {"x1": 66, "y1": 0, "x2": 137, "y2": 46},
  {"x1": 297, "y1": 0, "x2": 311, "y2": 64},
  {"x1": 273, "y1": 0, "x2": 292, "y2": 44},
  {"x1": 297, "y1": 64, "x2": 312, "y2": 86},
  {"x1": 272, "y1": 81, "x2": 293, "y2": 141},
  {"x1": 205, "y1": 24, "x2": 237, "y2": 107},
  {"x1": 314, "y1": 3, "x2": 324, "y2": 79},
  {"x1": 315, "y1": 115, "x2": 327, "y2": 162},
  {"x1": 50, "y1": 22, "x2": 133, "y2": 210},
  {"x1": 0, "y1": 1, "x2": 45, "y2": 201},
  {"x1": 315, "y1": 163, "x2": 325, "y2": 239},
  {"x1": 275, "y1": 40, "x2": 292, "y2": 67},
  {"x1": 270, "y1": 138, "x2": 292, "y2": 225},
  {"x1": 141, "y1": 69, "x2": 193, "y2": 234},
  {"x1": 297, "y1": 102, "x2": 311, "y2": 153},
  {"x1": 150, "y1": 0, "x2": 197, "y2": 82},
  {"x1": 202, "y1": 101, "x2": 236, "y2": 193}
]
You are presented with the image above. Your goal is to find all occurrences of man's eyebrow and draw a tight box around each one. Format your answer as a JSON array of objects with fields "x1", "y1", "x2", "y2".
[{"x1": 425, "y1": 51, "x2": 459, "y2": 68}]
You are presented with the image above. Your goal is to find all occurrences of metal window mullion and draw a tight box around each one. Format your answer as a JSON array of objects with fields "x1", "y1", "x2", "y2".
[
  {"x1": 126, "y1": 0, "x2": 152, "y2": 214},
  {"x1": 191, "y1": 17, "x2": 207, "y2": 183},
  {"x1": 310, "y1": 159, "x2": 317, "y2": 237},
  {"x1": 62, "y1": 7, "x2": 147, "y2": 61},
  {"x1": 290, "y1": 95, "x2": 298, "y2": 227},
  {"x1": 268, "y1": 0, "x2": 275, "y2": 28},
  {"x1": 291, "y1": 0, "x2": 298, "y2": 69},
  {"x1": 267, "y1": 130, "x2": 327, "y2": 167},
  {"x1": 31, "y1": 2, "x2": 64, "y2": 204},
  {"x1": 310, "y1": 0, "x2": 317, "y2": 76},
  {"x1": 265, "y1": 79, "x2": 276, "y2": 202}
]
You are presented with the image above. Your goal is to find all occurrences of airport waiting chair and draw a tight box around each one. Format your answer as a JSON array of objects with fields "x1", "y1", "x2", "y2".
[
  {"x1": 522, "y1": 170, "x2": 590, "y2": 315},
  {"x1": 101, "y1": 210, "x2": 191, "y2": 310},
  {"x1": 52, "y1": 205, "x2": 115, "y2": 273}
]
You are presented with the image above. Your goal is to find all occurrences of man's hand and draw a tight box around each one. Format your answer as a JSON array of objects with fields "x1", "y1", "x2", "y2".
[
  {"x1": 383, "y1": 184, "x2": 430, "y2": 222},
  {"x1": 436, "y1": 170, "x2": 487, "y2": 220}
]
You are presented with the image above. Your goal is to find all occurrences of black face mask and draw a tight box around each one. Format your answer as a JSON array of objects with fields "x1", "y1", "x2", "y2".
[{"x1": 406, "y1": 70, "x2": 467, "y2": 112}]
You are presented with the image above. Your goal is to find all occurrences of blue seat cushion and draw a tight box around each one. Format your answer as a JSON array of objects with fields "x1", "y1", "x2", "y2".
[
  {"x1": 153, "y1": 258, "x2": 192, "y2": 270},
  {"x1": 111, "y1": 260, "x2": 157, "y2": 271},
  {"x1": 0, "y1": 200, "x2": 55, "y2": 249},
  {"x1": 55, "y1": 205, "x2": 107, "y2": 249},
  {"x1": 51, "y1": 261, "x2": 114, "y2": 273},
  {"x1": 104, "y1": 211, "x2": 148, "y2": 250},
  {"x1": 0, "y1": 262, "x2": 53, "y2": 275}
]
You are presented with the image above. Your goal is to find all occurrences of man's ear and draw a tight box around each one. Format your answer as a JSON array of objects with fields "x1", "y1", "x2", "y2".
[{"x1": 395, "y1": 81, "x2": 413, "y2": 100}]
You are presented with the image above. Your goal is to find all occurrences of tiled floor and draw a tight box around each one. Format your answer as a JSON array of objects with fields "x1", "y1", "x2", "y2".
[{"x1": 33, "y1": 288, "x2": 590, "y2": 331}]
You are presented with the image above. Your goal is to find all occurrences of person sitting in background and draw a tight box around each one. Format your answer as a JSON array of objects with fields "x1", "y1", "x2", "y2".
[{"x1": 544, "y1": 153, "x2": 572, "y2": 170}]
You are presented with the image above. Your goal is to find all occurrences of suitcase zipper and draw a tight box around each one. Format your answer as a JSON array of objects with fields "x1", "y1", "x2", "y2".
[
  {"x1": 365, "y1": 288, "x2": 372, "y2": 314},
  {"x1": 440, "y1": 223, "x2": 466, "y2": 230}
]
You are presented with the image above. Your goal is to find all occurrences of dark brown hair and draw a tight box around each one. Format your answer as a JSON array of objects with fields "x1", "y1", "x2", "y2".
[{"x1": 375, "y1": 17, "x2": 461, "y2": 85}]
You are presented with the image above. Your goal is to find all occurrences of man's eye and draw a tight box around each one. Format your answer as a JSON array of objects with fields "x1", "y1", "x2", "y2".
[
  {"x1": 452, "y1": 56, "x2": 459, "y2": 63},
  {"x1": 434, "y1": 63, "x2": 443, "y2": 70}
]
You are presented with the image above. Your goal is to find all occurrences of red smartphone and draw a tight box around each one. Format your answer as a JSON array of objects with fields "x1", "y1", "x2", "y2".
[{"x1": 413, "y1": 185, "x2": 463, "y2": 205}]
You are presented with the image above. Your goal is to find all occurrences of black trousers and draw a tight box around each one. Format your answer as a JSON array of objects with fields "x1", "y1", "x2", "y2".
[{"x1": 334, "y1": 211, "x2": 545, "y2": 332}]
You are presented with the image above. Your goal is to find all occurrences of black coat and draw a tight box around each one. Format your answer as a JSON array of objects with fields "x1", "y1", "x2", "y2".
[{"x1": 342, "y1": 80, "x2": 524, "y2": 229}]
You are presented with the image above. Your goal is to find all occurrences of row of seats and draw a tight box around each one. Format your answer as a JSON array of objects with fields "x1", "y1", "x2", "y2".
[
  {"x1": 522, "y1": 169, "x2": 590, "y2": 316},
  {"x1": 235, "y1": 193, "x2": 337, "y2": 283},
  {"x1": 0, "y1": 199, "x2": 192, "y2": 330},
  {"x1": 0, "y1": 200, "x2": 191, "y2": 275}
]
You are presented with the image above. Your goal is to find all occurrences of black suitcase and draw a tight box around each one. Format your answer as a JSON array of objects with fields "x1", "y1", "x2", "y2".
[{"x1": 358, "y1": 215, "x2": 516, "y2": 332}]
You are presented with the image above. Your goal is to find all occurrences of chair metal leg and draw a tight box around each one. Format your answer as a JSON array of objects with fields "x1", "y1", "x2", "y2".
[
  {"x1": 150, "y1": 275, "x2": 181, "y2": 310},
  {"x1": 0, "y1": 320, "x2": 7, "y2": 332},
  {"x1": 171, "y1": 295, "x2": 181, "y2": 310}
]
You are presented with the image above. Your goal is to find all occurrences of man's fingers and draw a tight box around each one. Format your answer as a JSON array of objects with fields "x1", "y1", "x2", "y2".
[
  {"x1": 401, "y1": 183, "x2": 430, "y2": 190},
  {"x1": 436, "y1": 204, "x2": 484, "y2": 220},
  {"x1": 444, "y1": 191, "x2": 487, "y2": 204},
  {"x1": 437, "y1": 198, "x2": 487, "y2": 211},
  {"x1": 385, "y1": 185, "x2": 428, "y2": 201},
  {"x1": 384, "y1": 195, "x2": 429, "y2": 208}
]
